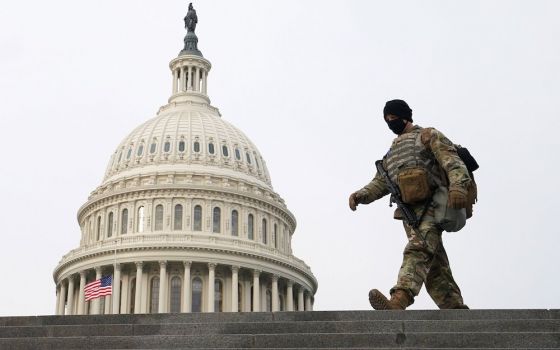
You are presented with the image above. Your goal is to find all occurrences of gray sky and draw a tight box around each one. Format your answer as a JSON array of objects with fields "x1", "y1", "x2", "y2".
[{"x1": 1, "y1": 0, "x2": 559, "y2": 316}]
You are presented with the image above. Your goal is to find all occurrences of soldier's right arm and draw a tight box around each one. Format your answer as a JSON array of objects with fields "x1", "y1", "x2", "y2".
[{"x1": 356, "y1": 171, "x2": 390, "y2": 204}]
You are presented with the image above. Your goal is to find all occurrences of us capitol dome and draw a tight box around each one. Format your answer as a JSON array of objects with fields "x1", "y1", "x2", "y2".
[{"x1": 53, "y1": 5, "x2": 317, "y2": 315}]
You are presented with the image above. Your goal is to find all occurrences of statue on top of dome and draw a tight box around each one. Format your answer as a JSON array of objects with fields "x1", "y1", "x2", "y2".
[{"x1": 185, "y1": 3, "x2": 198, "y2": 33}]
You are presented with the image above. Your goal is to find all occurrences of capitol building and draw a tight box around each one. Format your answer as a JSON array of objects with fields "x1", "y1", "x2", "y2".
[{"x1": 53, "y1": 6, "x2": 317, "y2": 315}]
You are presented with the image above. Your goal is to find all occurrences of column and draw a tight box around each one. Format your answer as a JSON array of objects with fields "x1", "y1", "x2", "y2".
[
  {"x1": 55, "y1": 286, "x2": 61, "y2": 315},
  {"x1": 112, "y1": 264, "x2": 121, "y2": 314},
  {"x1": 231, "y1": 266, "x2": 239, "y2": 312},
  {"x1": 182, "y1": 261, "x2": 191, "y2": 312},
  {"x1": 172, "y1": 69, "x2": 178, "y2": 94},
  {"x1": 203, "y1": 71, "x2": 208, "y2": 94},
  {"x1": 207, "y1": 263, "x2": 216, "y2": 312},
  {"x1": 120, "y1": 274, "x2": 129, "y2": 314},
  {"x1": 298, "y1": 287, "x2": 305, "y2": 311},
  {"x1": 59, "y1": 281, "x2": 67, "y2": 315},
  {"x1": 252, "y1": 270, "x2": 260, "y2": 312},
  {"x1": 286, "y1": 281, "x2": 294, "y2": 311},
  {"x1": 195, "y1": 67, "x2": 200, "y2": 92},
  {"x1": 187, "y1": 66, "x2": 192, "y2": 90},
  {"x1": 180, "y1": 67, "x2": 186, "y2": 92},
  {"x1": 158, "y1": 261, "x2": 167, "y2": 313},
  {"x1": 91, "y1": 267, "x2": 102, "y2": 315},
  {"x1": 77, "y1": 271, "x2": 86, "y2": 315},
  {"x1": 134, "y1": 262, "x2": 143, "y2": 314},
  {"x1": 67, "y1": 276, "x2": 75, "y2": 315},
  {"x1": 271, "y1": 275, "x2": 279, "y2": 312},
  {"x1": 305, "y1": 293, "x2": 312, "y2": 311}
]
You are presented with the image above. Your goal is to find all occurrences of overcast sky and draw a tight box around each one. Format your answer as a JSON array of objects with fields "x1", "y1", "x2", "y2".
[{"x1": 1, "y1": 0, "x2": 559, "y2": 316}]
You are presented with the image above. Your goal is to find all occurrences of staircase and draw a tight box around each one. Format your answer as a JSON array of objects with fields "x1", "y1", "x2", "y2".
[{"x1": 0, "y1": 309, "x2": 558, "y2": 349}]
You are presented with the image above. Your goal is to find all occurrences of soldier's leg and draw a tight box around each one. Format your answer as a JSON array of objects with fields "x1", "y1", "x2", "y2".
[
  {"x1": 425, "y1": 242, "x2": 467, "y2": 309},
  {"x1": 390, "y1": 218, "x2": 442, "y2": 304}
]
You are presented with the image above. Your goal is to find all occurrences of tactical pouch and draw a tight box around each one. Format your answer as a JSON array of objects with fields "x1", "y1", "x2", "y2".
[
  {"x1": 433, "y1": 186, "x2": 466, "y2": 232},
  {"x1": 397, "y1": 168, "x2": 431, "y2": 204}
]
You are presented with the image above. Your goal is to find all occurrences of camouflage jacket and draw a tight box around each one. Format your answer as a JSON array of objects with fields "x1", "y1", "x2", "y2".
[{"x1": 356, "y1": 126, "x2": 471, "y2": 204}]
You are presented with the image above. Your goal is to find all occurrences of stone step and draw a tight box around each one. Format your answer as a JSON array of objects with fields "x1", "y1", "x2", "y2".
[
  {"x1": 0, "y1": 332, "x2": 559, "y2": 349},
  {"x1": 1, "y1": 309, "x2": 558, "y2": 327},
  {"x1": 0, "y1": 319, "x2": 559, "y2": 338}
]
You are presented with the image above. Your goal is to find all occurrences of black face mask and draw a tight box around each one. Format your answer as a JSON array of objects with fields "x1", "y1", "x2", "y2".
[{"x1": 387, "y1": 118, "x2": 407, "y2": 135}]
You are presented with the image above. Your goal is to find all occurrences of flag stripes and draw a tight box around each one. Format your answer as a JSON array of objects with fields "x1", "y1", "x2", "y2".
[{"x1": 84, "y1": 275, "x2": 112, "y2": 301}]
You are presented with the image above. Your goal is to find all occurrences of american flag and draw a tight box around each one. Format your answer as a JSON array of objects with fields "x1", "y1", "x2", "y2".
[{"x1": 84, "y1": 275, "x2": 112, "y2": 301}]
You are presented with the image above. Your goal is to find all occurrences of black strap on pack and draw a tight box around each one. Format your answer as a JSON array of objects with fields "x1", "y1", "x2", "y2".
[{"x1": 456, "y1": 146, "x2": 479, "y2": 172}]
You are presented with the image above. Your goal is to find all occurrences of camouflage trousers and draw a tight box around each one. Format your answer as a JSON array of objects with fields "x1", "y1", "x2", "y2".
[{"x1": 390, "y1": 215, "x2": 465, "y2": 309}]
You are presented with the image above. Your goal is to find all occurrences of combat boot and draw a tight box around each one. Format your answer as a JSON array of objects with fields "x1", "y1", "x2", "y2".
[{"x1": 369, "y1": 289, "x2": 412, "y2": 310}]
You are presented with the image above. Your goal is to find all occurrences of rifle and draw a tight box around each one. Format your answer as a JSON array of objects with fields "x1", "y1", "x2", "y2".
[{"x1": 375, "y1": 160, "x2": 420, "y2": 228}]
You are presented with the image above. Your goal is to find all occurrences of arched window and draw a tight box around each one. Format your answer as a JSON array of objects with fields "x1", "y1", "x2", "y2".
[
  {"x1": 231, "y1": 210, "x2": 238, "y2": 236},
  {"x1": 107, "y1": 212, "x2": 114, "y2": 238},
  {"x1": 248, "y1": 214, "x2": 254, "y2": 240},
  {"x1": 154, "y1": 204, "x2": 164, "y2": 231},
  {"x1": 178, "y1": 140, "x2": 186, "y2": 152},
  {"x1": 222, "y1": 145, "x2": 229, "y2": 157},
  {"x1": 96, "y1": 216, "x2": 101, "y2": 241},
  {"x1": 208, "y1": 143, "x2": 215, "y2": 154},
  {"x1": 266, "y1": 289, "x2": 272, "y2": 312},
  {"x1": 194, "y1": 141, "x2": 200, "y2": 153},
  {"x1": 193, "y1": 205, "x2": 202, "y2": 231},
  {"x1": 121, "y1": 209, "x2": 128, "y2": 234},
  {"x1": 129, "y1": 278, "x2": 136, "y2": 314},
  {"x1": 192, "y1": 277, "x2": 203, "y2": 312},
  {"x1": 117, "y1": 150, "x2": 123, "y2": 162},
  {"x1": 262, "y1": 219, "x2": 267, "y2": 245},
  {"x1": 137, "y1": 206, "x2": 145, "y2": 233},
  {"x1": 273, "y1": 224, "x2": 278, "y2": 248},
  {"x1": 213, "y1": 207, "x2": 221, "y2": 233},
  {"x1": 150, "y1": 277, "x2": 160, "y2": 313},
  {"x1": 164, "y1": 141, "x2": 171, "y2": 153},
  {"x1": 174, "y1": 204, "x2": 183, "y2": 230},
  {"x1": 235, "y1": 148, "x2": 241, "y2": 160},
  {"x1": 246, "y1": 152, "x2": 252, "y2": 164},
  {"x1": 137, "y1": 144, "x2": 144, "y2": 157},
  {"x1": 255, "y1": 154, "x2": 260, "y2": 169},
  {"x1": 214, "y1": 280, "x2": 223, "y2": 312},
  {"x1": 170, "y1": 276, "x2": 182, "y2": 313},
  {"x1": 150, "y1": 142, "x2": 157, "y2": 154},
  {"x1": 126, "y1": 147, "x2": 132, "y2": 159}
]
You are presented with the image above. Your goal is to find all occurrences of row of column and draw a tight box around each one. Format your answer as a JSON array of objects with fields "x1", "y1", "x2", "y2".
[
  {"x1": 55, "y1": 261, "x2": 313, "y2": 315},
  {"x1": 172, "y1": 65, "x2": 208, "y2": 95}
]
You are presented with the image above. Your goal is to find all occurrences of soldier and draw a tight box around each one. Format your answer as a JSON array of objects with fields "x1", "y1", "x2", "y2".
[{"x1": 349, "y1": 99, "x2": 471, "y2": 310}]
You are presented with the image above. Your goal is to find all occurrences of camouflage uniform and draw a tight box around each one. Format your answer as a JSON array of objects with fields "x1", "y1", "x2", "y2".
[{"x1": 357, "y1": 125, "x2": 471, "y2": 308}]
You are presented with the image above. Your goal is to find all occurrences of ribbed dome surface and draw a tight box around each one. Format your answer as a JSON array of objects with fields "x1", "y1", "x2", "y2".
[{"x1": 102, "y1": 107, "x2": 272, "y2": 189}]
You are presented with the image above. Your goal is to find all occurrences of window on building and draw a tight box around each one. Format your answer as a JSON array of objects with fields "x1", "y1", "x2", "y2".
[
  {"x1": 137, "y1": 206, "x2": 145, "y2": 233},
  {"x1": 235, "y1": 148, "x2": 241, "y2": 160},
  {"x1": 154, "y1": 204, "x2": 164, "y2": 231},
  {"x1": 174, "y1": 204, "x2": 183, "y2": 230},
  {"x1": 127, "y1": 147, "x2": 132, "y2": 159},
  {"x1": 107, "y1": 212, "x2": 114, "y2": 238},
  {"x1": 96, "y1": 216, "x2": 101, "y2": 241},
  {"x1": 213, "y1": 207, "x2": 221, "y2": 233},
  {"x1": 150, "y1": 142, "x2": 157, "y2": 154},
  {"x1": 262, "y1": 219, "x2": 267, "y2": 245},
  {"x1": 193, "y1": 205, "x2": 202, "y2": 231},
  {"x1": 208, "y1": 142, "x2": 215, "y2": 154},
  {"x1": 255, "y1": 154, "x2": 260, "y2": 169},
  {"x1": 192, "y1": 277, "x2": 203, "y2": 312},
  {"x1": 170, "y1": 276, "x2": 182, "y2": 313},
  {"x1": 137, "y1": 144, "x2": 144, "y2": 157},
  {"x1": 231, "y1": 210, "x2": 238, "y2": 236},
  {"x1": 248, "y1": 214, "x2": 254, "y2": 240},
  {"x1": 150, "y1": 277, "x2": 160, "y2": 313},
  {"x1": 121, "y1": 209, "x2": 128, "y2": 234},
  {"x1": 178, "y1": 140, "x2": 185, "y2": 152},
  {"x1": 164, "y1": 141, "x2": 171, "y2": 153},
  {"x1": 273, "y1": 224, "x2": 277, "y2": 248},
  {"x1": 118, "y1": 151, "x2": 123, "y2": 162},
  {"x1": 215, "y1": 280, "x2": 223, "y2": 312},
  {"x1": 246, "y1": 152, "x2": 251, "y2": 164},
  {"x1": 194, "y1": 141, "x2": 200, "y2": 153},
  {"x1": 222, "y1": 145, "x2": 229, "y2": 157}
]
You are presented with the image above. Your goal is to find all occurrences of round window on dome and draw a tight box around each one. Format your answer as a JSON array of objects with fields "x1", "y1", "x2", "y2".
[
  {"x1": 164, "y1": 141, "x2": 171, "y2": 153},
  {"x1": 235, "y1": 148, "x2": 241, "y2": 160},
  {"x1": 208, "y1": 143, "x2": 215, "y2": 154},
  {"x1": 150, "y1": 143, "x2": 157, "y2": 154},
  {"x1": 178, "y1": 141, "x2": 186, "y2": 152},
  {"x1": 222, "y1": 145, "x2": 229, "y2": 157},
  {"x1": 137, "y1": 145, "x2": 144, "y2": 157},
  {"x1": 194, "y1": 141, "x2": 200, "y2": 153}
]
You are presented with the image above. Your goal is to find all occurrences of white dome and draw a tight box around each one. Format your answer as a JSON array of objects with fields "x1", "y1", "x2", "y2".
[{"x1": 103, "y1": 105, "x2": 272, "y2": 189}]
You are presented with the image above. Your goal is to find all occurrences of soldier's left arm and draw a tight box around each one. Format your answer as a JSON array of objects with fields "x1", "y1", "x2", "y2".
[{"x1": 422, "y1": 128, "x2": 471, "y2": 189}]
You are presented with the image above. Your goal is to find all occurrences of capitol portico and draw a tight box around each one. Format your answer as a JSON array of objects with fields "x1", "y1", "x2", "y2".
[{"x1": 53, "y1": 4, "x2": 317, "y2": 316}]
